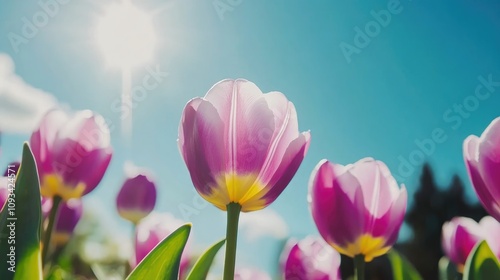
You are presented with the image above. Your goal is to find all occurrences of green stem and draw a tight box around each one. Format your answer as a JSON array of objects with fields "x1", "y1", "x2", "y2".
[
  {"x1": 126, "y1": 223, "x2": 137, "y2": 275},
  {"x1": 42, "y1": 195, "x2": 62, "y2": 265},
  {"x1": 354, "y1": 254, "x2": 366, "y2": 280},
  {"x1": 223, "y1": 203, "x2": 242, "y2": 280}
]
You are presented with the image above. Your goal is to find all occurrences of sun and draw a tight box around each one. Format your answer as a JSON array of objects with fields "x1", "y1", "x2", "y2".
[{"x1": 94, "y1": 1, "x2": 156, "y2": 69}]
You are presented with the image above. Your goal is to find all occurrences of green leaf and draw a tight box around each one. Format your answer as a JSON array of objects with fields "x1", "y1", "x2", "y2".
[
  {"x1": 186, "y1": 239, "x2": 225, "y2": 280},
  {"x1": 438, "y1": 256, "x2": 458, "y2": 280},
  {"x1": 127, "y1": 224, "x2": 191, "y2": 280},
  {"x1": 388, "y1": 250, "x2": 423, "y2": 280},
  {"x1": 463, "y1": 240, "x2": 500, "y2": 280},
  {"x1": 0, "y1": 143, "x2": 42, "y2": 280}
]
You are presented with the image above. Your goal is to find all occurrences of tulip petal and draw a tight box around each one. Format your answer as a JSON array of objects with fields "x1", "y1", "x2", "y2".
[
  {"x1": 203, "y1": 79, "x2": 268, "y2": 174},
  {"x1": 310, "y1": 160, "x2": 366, "y2": 250},
  {"x1": 283, "y1": 236, "x2": 341, "y2": 280},
  {"x1": 253, "y1": 92, "x2": 300, "y2": 182},
  {"x1": 442, "y1": 217, "x2": 483, "y2": 268},
  {"x1": 56, "y1": 111, "x2": 111, "y2": 150},
  {"x1": 370, "y1": 185, "x2": 407, "y2": 245},
  {"x1": 51, "y1": 139, "x2": 112, "y2": 196},
  {"x1": 241, "y1": 131, "x2": 310, "y2": 211},
  {"x1": 478, "y1": 118, "x2": 500, "y2": 207},
  {"x1": 464, "y1": 136, "x2": 500, "y2": 220},
  {"x1": 178, "y1": 98, "x2": 226, "y2": 196},
  {"x1": 30, "y1": 109, "x2": 69, "y2": 176},
  {"x1": 349, "y1": 158, "x2": 400, "y2": 218}
]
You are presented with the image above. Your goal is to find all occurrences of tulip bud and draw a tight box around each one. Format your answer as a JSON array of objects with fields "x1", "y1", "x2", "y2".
[
  {"x1": 116, "y1": 164, "x2": 156, "y2": 224},
  {"x1": 53, "y1": 199, "x2": 83, "y2": 246}
]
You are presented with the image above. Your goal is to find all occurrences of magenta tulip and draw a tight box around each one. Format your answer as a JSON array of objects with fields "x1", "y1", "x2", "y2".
[
  {"x1": 178, "y1": 79, "x2": 310, "y2": 212},
  {"x1": 53, "y1": 199, "x2": 83, "y2": 246},
  {"x1": 464, "y1": 117, "x2": 500, "y2": 221},
  {"x1": 309, "y1": 158, "x2": 407, "y2": 262},
  {"x1": 281, "y1": 236, "x2": 341, "y2": 280},
  {"x1": 30, "y1": 109, "x2": 112, "y2": 200},
  {"x1": 442, "y1": 216, "x2": 500, "y2": 271},
  {"x1": 0, "y1": 177, "x2": 10, "y2": 210},
  {"x1": 116, "y1": 166, "x2": 156, "y2": 224},
  {"x1": 41, "y1": 197, "x2": 52, "y2": 219},
  {"x1": 3, "y1": 161, "x2": 19, "y2": 177},
  {"x1": 134, "y1": 212, "x2": 190, "y2": 276},
  {"x1": 234, "y1": 268, "x2": 272, "y2": 280}
]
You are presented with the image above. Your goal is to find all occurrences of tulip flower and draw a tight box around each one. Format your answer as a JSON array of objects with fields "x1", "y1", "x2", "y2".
[
  {"x1": 134, "y1": 212, "x2": 191, "y2": 277},
  {"x1": 178, "y1": 79, "x2": 310, "y2": 279},
  {"x1": 3, "y1": 161, "x2": 20, "y2": 177},
  {"x1": 30, "y1": 109, "x2": 112, "y2": 263},
  {"x1": 41, "y1": 197, "x2": 53, "y2": 219},
  {"x1": 234, "y1": 268, "x2": 272, "y2": 280},
  {"x1": 53, "y1": 199, "x2": 83, "y2": 246},
  {"x1": 30, "y1": 109, "x2": 112, "y2": 201},
  {"x1": 463, "y1": 117, "x2": 500, "y2": 221},
  {"x1": 0, "y1": 162, "x2": 18, "y2": 212},
  {"x1": 442, "y1": 216, "x2": 500, "y2": 272},
  {"x1": 281, "y1": 236, "x2": 341, "y2": 280},
  {"x1": 309, "y1": 158, "x2": 407, "y2": 279},
  {"x1": 0, "y1": 177, "x2": 10, "y2": 210},
  {"x1": 116, "y1": 164, "x2": 156, "y2": 224}
]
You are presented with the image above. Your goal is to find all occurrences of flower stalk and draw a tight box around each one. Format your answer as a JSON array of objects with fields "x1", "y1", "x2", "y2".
[
  {"x1": 354, "y1": 254, "x2": 365, "y2": 280},
  {"x1": 223, "y1": 202, "x2": 242, "y2": 280},
  {"x1": 42, "y1": 195, "x2": 62, "y2": 264}
]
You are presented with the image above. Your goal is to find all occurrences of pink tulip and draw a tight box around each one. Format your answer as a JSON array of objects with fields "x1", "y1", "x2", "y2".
[
  {"x1": 0, "y1": 177, "x2": 10, "y2": 210},
  {"x1": 178, "y1": 79, "x2": 310, "y2": 212},
  {"x1": 3, "y1": 161, "x2": 19, "y2": 177},
  {"x1": 281, "y1": 236, "x2": 341, "y2": 280},
  {"x1": 309, "y1": 158, "x2": 407, "y2": 262},
  {"x1": 442, "y1": 216, "x2": 500, "y2": 271},
  {"x1": 30, "y1": 109, "x2": 112, "y2": 200},
  {"x1": 41, "y1": 197, "x2": 52, "y2": 219},
  {"x1": 116, "y1": 165, "x2": 156, "y2": 224},
  {"x1": 234, "y1": 268, "x2": 271, "y2": 280},
  {"x1": 464, "y1": 117, "x2": 500, "y2": 221},
  {"x1": 53, "y1": 199, "x2": 83, "y2": 246},
  {"x1": 134, "y1": 212, "x2": 190, "y2": 277},
  {"x1": 0, "y1": 162, "x2": 18, "y2": 209}
]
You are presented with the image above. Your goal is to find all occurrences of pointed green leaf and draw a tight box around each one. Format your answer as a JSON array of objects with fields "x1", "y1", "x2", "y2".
[
  {"x1": 186, "y1": 239, "x2": 225, "y2": 280},
  {"x1": 438, "y1": 256, "x2": 458, "y2": 280},
  {"x1": 388, "y1": 250, "x2": 423, "y2": 280},
  {"x1": 127, "y1": 224, "x2": 191, "y2": 280},
  {"x1": 0, "y1": 143, "x2": 42, "y2": 280},
  {"x1": 463, "y1": 240, "x2": 500, "y2": 280}
]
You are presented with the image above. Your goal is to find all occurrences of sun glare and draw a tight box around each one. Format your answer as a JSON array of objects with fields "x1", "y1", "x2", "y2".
[{"x1": 95, "y1": 2, "x2": 156, "y2": 68}]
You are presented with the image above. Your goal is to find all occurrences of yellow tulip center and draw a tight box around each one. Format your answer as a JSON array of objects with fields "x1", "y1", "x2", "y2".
[
  {"x1": 118, "y1": 209, "x2": 148, "y2": 224},
  {"x1": 201, "y1": 173, "x2": 269, "y2": 212},
  {"x1": 330, "y1": 234, "x2": 391, "y2": 262},
  {"x1": 41, "y1": 174, "x2": 86, "y2": 201}
]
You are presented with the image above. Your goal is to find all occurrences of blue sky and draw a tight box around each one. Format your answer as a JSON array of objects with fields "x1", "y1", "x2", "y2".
[{"x1": 1, "y1": 0, "x2": 500, "y2": 277}]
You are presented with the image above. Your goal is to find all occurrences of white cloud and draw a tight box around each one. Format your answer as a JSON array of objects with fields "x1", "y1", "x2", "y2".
[
  {"x1": 239, "y1": 208, "x2": 289, "y2": 241},
  {"x1": 0, "y1": 53, "x2": 58, "y2": 134}
]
